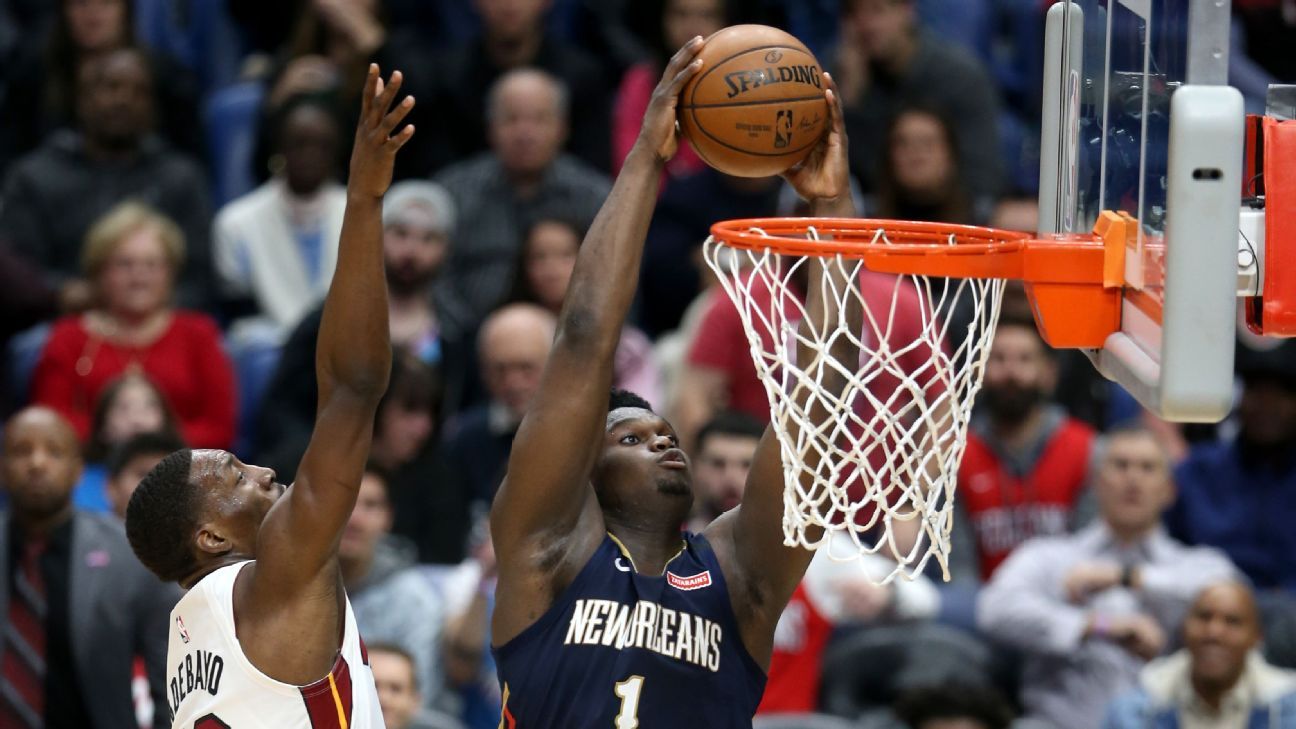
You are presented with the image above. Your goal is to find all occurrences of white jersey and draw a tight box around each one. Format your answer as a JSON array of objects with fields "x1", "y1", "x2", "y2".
[{"x1": 164, "y1": 561, "x2": 384, "y2": 729}]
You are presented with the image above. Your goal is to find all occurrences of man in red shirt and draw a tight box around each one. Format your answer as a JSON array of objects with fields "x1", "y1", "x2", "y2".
[
  {"x1": 675, "y1": 266, "x2": 944, "y2": 450},
  {"x1": 957, "y1": 313, "x2": 1097, "y2": 580}
]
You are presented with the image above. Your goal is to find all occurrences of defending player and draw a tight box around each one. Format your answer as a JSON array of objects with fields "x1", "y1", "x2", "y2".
[
  {"x1": 490, "y1": 37, "x2": 860, "y2": 726},
  {"x1": 122, "y1": 65, "x2": 413, "y2": 727}
]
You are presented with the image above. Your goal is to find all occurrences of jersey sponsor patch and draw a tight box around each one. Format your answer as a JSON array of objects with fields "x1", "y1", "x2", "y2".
[{"x1": 666, "y1": 570, "x2": 712, "y2": 591}]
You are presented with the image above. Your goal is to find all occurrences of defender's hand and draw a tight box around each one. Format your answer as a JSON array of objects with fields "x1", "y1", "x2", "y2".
[
  {"x1": 635, "y1": 36, "x2": 706, "y2": 164},
  {"x1": 349, "y1": 65, "x2": 415, "y2": 199},
  {"x1": 782, "y1": 72, "x2": 849, "y2": 204}
]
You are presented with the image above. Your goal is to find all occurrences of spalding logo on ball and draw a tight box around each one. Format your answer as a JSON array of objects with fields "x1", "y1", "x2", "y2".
[{"x1": 678, "y1": 25, "x2": 829, "y2": 178}]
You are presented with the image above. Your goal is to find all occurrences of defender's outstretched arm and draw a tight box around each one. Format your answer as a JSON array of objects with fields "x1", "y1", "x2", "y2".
[
  {"x1": 490, "y1": 39, "x2": 705, "y2": 609},
  {"x1": 256, "y1": 65, "x2": 414, "y2": 591}
]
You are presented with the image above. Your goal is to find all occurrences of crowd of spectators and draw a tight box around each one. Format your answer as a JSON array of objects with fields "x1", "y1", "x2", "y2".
[{"x1": 2, "y1": 1, "x2": 1296, "y2": 728}]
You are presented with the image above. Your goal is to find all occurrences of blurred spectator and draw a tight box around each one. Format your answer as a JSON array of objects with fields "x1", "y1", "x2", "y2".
[
  {"x1": 891, "y1": 682, "x2": 1014, "y2": 729},
  {"x1": 84, "y1": 372, "x2": 179, "y2": 464},
  {"x1": 438, "y1": 304, "x2": 556, "y2": 513},
  {"x1": 835, "y1": 0, "x2": 1002, "y2": 199},
  {"x1": 1234, "y1": 0, "x2": 1296, "y2": 82},
  {"x1": 686, "y1": 410, "x2": 765, "y2": 532},
  {"x1": 0, "y1": 48, "x2": 214, "y2": 310},
  {"x1": 261, "y1": 342, "x2": 466, "y2": 563},
  {"x1": 71, "y1": 372, "x2": 180, "y2": 512},
  {"x1": 254, "y1": 180, "x2": 473, "y2": 464},
  {"x1": 612, "y1": 0, "x2": 729, "y2": 179},
  {"x1": 0, "y1": 406, "x2": 176, "y2": 728},
  {"x1": 370, "y1": 643, "x2": 466, "y2": 729},
  {"x1": 434, "y1": 69, "x2": 610, "y2": 331},
  {"x1": 639, "y1": 170, "x2": 782, "y2": 338},
  {"x1": 0, "y1": 0, "x2": 202, "y2": 170},
  {"x1": 1169, "y1": 340, "x2": 1296, "y2": 594},
  {"x1": 366, "y1": 354, "x2": 476, "y2": 564},
  {"x1": 441, "y1": 522, "x2": 502, "y2": 729},
  {"x1": 380, "y1": 183, "x2": 465, "y2": 371},
  {"x1": 103, "y1": 430, "x2": 185, "y2": 520},
  {"x1": 250, "y1": 0, "x2": 435, "y2": 181},
  {"x1": 508, "y1": 215, "x2": 662, "y2": 406},
  {"x1": 342, "y1": 467, "x2": 449, "y2": 711},
  {"x1": 423, "y1": 0, "x2": 612, "y2": 174},
  {"x1": 867, "y1": 104, "x2": 993, "y2": 224},
  {"x1": 957, "y1": 314, "x2": 1097, "y2": 579},
  {"x1": 977, "y1": 424, "x2": 1237, "y2": 729},
  {"x1": 1105, "y1": 580, "x2": 1296, "y2": 729},
  {"x1": 28, "y1": 202, "x2": 236, "y2": 449},
  {"x1": 214, "y1": 93, "x2": 347, "y2": 332}
]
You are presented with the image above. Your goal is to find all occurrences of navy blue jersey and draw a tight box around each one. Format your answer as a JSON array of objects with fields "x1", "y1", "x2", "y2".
[{"x1": 493, "y1": 532, "x2": 767, "y2": 728}]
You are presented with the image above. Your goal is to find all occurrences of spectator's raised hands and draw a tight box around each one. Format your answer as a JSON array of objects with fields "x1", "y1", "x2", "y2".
[{"x1": 349, "y1": 65, "x2": 415, "y2": 199}]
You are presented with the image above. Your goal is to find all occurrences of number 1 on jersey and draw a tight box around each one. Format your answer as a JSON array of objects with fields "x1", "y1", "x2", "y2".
[{"x1": 613, "y1": 675, "x2": 644, "y2": 729}]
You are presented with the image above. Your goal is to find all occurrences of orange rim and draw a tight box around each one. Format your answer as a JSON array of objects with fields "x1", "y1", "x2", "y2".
[
  {"x1": 709, "y1": 217, "x2": 1032, "y2": 258},
  {"x1": 708, "y1": 216, "x2": 1125, "y2": 349}
]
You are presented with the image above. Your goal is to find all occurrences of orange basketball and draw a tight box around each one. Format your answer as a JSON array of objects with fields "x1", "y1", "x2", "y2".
[{"x1": 678, "y1": 25, "x2": 829, "y2": 178}]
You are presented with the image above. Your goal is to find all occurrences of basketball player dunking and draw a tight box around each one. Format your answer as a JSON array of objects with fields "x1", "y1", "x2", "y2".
[
  {"x1": 491, "y1": 37, "x2": 860, "y2": 727},
  {"x1": 122, "y1": 65, "x2": 413, "y2": 728}
]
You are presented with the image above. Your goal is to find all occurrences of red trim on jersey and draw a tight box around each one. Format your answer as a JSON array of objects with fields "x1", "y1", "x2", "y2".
[
  {"x1": 300, "y1": 654, "x2": 353, "y2": 729},
  {"x1": 358, "y1": 636, "x2": 370, "y2": 666},
  {"x1": 499, "y1": 684, "x2": 516, "y2": 729}
]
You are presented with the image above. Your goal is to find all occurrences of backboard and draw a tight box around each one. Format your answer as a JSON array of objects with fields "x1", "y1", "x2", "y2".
[{"x1": 1038, "y1": 0, "x2": 1245, "y2": 422}]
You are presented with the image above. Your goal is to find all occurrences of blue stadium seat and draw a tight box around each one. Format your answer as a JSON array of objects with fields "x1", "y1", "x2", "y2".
[
  {"x1": 7, "y1": 322, "x2": 50, "y2": 410},
  {"x1": 204, "y1": 81, "x2": 265, "y2": 208},
  {"x1": 135, "y1": 0, "x2": 247, "y2": 94},
  {"x1": 224, "y1": 324, "x2": 282, "y2": 458},
  {"x1": 918, "y1": 0, "x2": 993, "y2": 61}
]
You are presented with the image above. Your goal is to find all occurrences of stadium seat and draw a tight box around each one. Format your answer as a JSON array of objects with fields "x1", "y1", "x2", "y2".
[
  {"x1": 135, "y1": 0, "x2": 247, "y2": 94},
  {"x1": 918, "y1": 0, "x2": 992, "y2": 61},
  {"x1": 818, "y1": 623, "x2": 1003, "y2": 718},
  {"x1": 7, "y1": 322, "x2": 50, "y2": 410},
  {"x1": 204, "y1": 81, "x2": 266, "y2": 207},
  {"x1": 223, "y1": 323, "x2": 283, "y2": 458}
]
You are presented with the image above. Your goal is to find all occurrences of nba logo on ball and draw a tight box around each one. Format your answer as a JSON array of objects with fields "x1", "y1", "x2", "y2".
[
  {"x1": 678, "y1": 25, "x2": 829, "y2": 177},
  {"x1": 774, "y1": 110, "x2": 793, "y2": 149}
]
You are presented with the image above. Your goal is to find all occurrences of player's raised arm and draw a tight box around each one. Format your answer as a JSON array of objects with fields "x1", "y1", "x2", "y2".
[
  {"x1": 490, "y1": 40, "x2": 705, "y2": 569},
  {"x1": 708, "y1": 75, "x2": 862, "y2": 664},
  {"x1": 254, "y1": 65, "x2": 414, "y2": 590}
]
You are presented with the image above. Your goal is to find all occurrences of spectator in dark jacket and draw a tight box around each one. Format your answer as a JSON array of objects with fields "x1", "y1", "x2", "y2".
[
  {"x1": 437, "y1": 304, "x2": 555, "y2": 515},
  {"x1": 420, "y1": 0, "x2": 612, "y2": 173},
  {"x1": 835, "y1": 0, "x2": 1003, "y2": 199},
  {"x1": 0, "y1": 406, "x2": 178, "y2": 728},
  {"x1": 0, "y1": 0, "x2": 203, "y2": 170},
  {"x1": 1170, "y1": 340, "x2": 1296, "y2": 594},
  {"x1": 0, "y1": 48, "x2": 214, "y2": 310}
]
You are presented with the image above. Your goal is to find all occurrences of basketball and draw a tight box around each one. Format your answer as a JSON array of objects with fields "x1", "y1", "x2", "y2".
[{"x1": 678, "y1": 25, "x2": 829, "y2": 178}]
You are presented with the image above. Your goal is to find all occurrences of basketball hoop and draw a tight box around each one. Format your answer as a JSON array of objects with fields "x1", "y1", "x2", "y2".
[{"x1": 703, "y1": 217, "x2": 1114, "y2": 581}]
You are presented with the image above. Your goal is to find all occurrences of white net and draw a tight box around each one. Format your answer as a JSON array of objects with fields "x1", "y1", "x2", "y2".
[{"x1": 702, "y1": 224, "x2": 1007, "y2": 582}]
